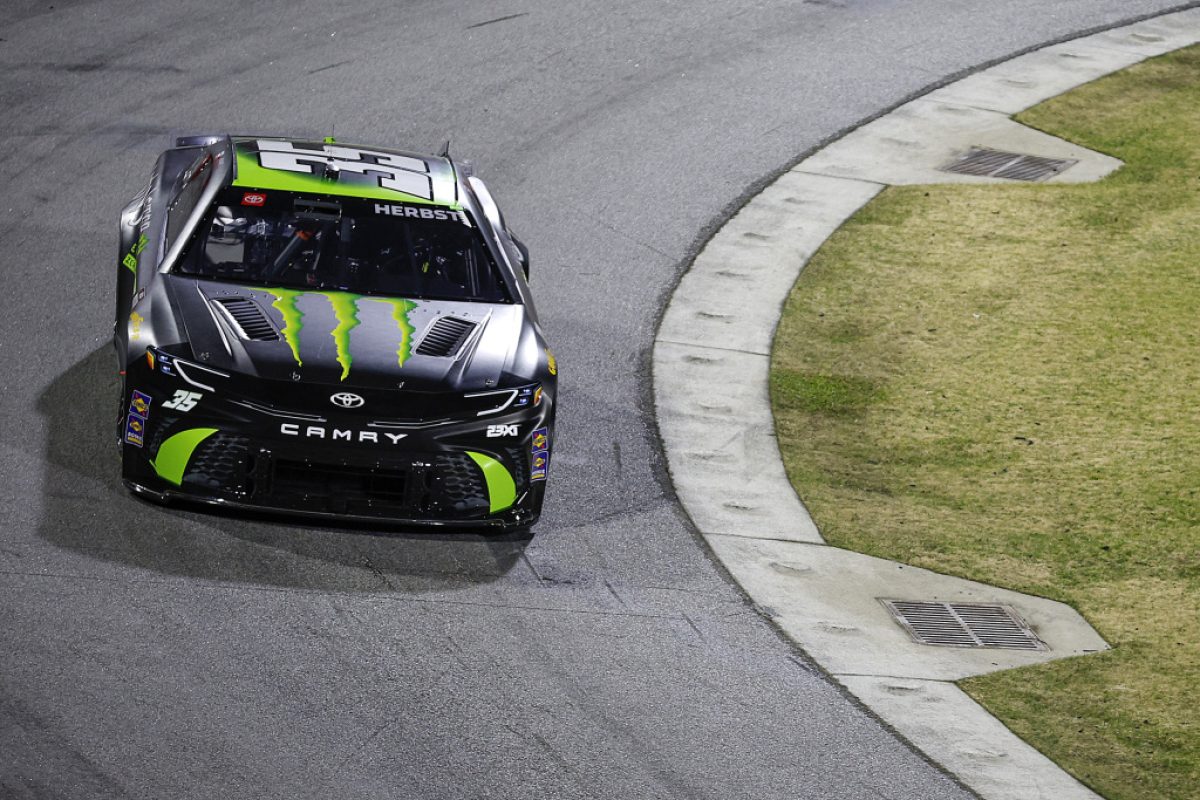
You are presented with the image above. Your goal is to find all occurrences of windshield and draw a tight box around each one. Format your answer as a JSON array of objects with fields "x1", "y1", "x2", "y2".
[{"x1": 175, "y1": 188, "x2": 510, "y2": 302}]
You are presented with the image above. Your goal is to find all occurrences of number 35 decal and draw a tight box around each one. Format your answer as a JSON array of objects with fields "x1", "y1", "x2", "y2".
[{"x1": 162, "y1": 390, "x2": 203, "y2": 412}]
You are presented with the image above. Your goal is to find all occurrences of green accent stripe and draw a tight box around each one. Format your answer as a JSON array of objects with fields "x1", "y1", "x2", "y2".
[
  {"x1": 150, "y1": 428, "x2": 219, "y2": 487},
  {"x1": 466, "y1": 451, "x2": 517, "y2": 514}
]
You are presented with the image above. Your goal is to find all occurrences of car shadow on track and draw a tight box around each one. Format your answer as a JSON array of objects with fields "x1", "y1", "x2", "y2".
[{"x1": 35, "y1": 347, "x2": 528, "y2": 590}]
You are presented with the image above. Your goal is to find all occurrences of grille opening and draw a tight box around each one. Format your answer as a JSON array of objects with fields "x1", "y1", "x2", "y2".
[
  {"x1": 940, "y1": 147, "x2": 1077, "y2": 182},
  {"x1": 181, "y1": 431, "x2": 252, "y2": 493},
  {"x1": 177, "y1": 437, "x2": 496, "y2": 519},
  {"x1": 415, "y1": 316, "x2": 476, "y2": 357},
  {"x1": 269, "y1": 454, "x2": 490, "y2": 517},
  {"x1": 211, "y1": 296, "x2": 279, "y2": 341},
  {"x1": 882, "y1": 600, "x2": 1047, "y2": 651},
  {"x1": 271, "y1": 459, "x2": 425, "y2": 516}
]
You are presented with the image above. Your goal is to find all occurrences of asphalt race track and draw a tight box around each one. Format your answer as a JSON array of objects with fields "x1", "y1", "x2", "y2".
[{"x1": 0, "y1": 2, "x2": 1186, "y2": 798}]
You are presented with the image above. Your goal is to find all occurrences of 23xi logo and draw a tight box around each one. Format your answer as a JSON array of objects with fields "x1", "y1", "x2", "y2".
[{"x1": 486, "y1": 424, "x2": 519, "y2": 438}]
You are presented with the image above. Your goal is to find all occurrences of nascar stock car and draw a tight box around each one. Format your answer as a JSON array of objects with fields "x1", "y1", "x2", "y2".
[{"x1": 114, "y1": 134, "x2": 556, "y2": 531}]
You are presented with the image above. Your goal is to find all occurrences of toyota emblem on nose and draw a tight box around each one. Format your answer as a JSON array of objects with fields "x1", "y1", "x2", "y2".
[{"x1": 330, "y1": 392, "x2": 365, "y2": 409}]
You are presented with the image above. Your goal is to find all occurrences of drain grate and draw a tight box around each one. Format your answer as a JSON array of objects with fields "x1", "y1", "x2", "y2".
[
  {"x1": 882, "y1": 600, "x2": 1047, "y2": 650},
  {"x1": 940, "y1": 147, "x2": 1077, "y2": 182}
]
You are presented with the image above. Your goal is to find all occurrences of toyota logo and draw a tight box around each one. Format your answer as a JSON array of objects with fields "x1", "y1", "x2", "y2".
[{"x1": 330, "y1": 392, "x2": 365, "y2": 409}]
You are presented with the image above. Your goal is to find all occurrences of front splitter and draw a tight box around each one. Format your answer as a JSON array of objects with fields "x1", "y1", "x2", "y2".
[{"x1": 124, "y1": 479, "x2": 536, "y2": 532}]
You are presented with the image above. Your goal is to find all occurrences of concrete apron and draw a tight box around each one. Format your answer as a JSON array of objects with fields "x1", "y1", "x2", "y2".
[{"x1": 652, "y1": 8, "x2": 1200, "y2": 800}]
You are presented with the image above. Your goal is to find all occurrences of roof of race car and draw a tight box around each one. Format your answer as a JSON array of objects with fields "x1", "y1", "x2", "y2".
[{"x1": 230, "y1": 136, "x2": 460, "y2": 208}]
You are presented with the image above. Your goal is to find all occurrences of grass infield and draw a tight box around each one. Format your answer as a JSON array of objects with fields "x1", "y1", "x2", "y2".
[{"x1": 770, "y1": 46, "x2": 1199, "y2": 800}]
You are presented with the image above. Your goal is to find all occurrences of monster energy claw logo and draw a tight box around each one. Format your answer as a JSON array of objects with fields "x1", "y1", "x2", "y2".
[{"x1": 257, "y1": 289, "x2": 418, "y2": 381}]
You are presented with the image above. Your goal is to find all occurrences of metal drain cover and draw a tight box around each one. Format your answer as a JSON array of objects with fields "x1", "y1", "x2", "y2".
[
  {"x1": 882, "y1": 600, "x2": 1047, "y2": 650},
  {"x1": 940, "y1": 147, "x2": 1077, "y2": 181}
]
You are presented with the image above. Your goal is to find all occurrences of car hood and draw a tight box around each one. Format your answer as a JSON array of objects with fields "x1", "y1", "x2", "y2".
[{"x1": 166, "y1": 276, "x2": 524, "y2": 391}]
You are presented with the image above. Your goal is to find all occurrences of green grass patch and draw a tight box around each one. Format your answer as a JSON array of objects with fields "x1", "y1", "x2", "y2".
[
  {"x1": 770, "y1": 371, "x2": 884, "y2": 416},
  {"x1": 770, "y1": 45, "x2": 1200, "y2": 800}
]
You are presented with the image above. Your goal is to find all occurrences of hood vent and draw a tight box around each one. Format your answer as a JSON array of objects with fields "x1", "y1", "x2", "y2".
[
  {"x1": 211, "y1": 296, "x2": 279, "y2": 341},
  {"x1": 415, "y1": 316, "x2": 476, "y2": 358}
]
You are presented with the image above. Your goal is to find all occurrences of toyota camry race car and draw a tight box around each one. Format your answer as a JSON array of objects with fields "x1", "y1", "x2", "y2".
[{"x1": 114, "y1": 134, "x2": 556, "y2": 531}]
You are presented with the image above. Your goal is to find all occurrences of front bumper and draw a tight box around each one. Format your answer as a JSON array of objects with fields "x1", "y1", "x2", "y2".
[
  {"x1": 119, "y1": 359, "x2": 552, "y2": 529},
  {"x1": 123, "y1": 479, "x2": 538, "y2": 530}
]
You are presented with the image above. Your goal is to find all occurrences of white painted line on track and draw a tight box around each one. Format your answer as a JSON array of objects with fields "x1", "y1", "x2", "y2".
[{"x1": 653, "y1": 7, "x2": 1200, "y2": 800}]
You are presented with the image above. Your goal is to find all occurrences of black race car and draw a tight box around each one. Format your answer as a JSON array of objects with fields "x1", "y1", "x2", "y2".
[{"x1": 114, "y1": 135, "x2": 556, "y2": 531}]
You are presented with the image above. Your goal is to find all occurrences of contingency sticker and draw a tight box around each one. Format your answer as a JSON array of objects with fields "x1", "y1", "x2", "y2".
[
  {"x1": 531, "y1": 427, "x2": 549, "y2": 482},
  {"x1": 129, "y1": 389, "x2": 152, "y2": 419},
  {"x1": 122, "y1": 233, "x2": 148, "y2": 273},
  {"x1": 125, "y1": 412, "x2": 147, "y2": 448},
  {"x1": 123, "y1": 233, "x2": 149, "y2": 302}
]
